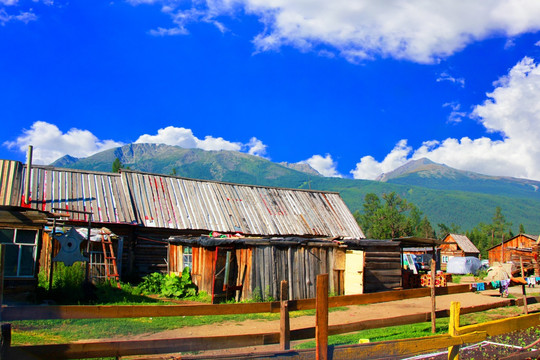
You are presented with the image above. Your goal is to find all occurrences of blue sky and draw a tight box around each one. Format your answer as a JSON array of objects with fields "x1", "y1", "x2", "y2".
[{"x1": 2, "y1": 1, "x2": 540, "y2": 180}]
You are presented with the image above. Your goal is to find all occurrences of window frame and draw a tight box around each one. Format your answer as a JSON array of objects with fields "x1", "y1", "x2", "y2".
[
  {"x1": 0, "y1": 227, "x2": 39, "y2": 278},
  {"x1": 182, "y1": 246, "x2": 193, "y2": 271}
]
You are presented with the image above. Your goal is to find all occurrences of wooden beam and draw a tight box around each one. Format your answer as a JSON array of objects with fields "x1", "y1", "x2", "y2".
[
  {"x1": 1, "y1": 284, "x2": 478, "y2": 321},
  {"x1": 280, "y1": 280, "x2": 290, "y2": 351},
  {"x1": 316, "y1": 274, "x2": 328, "y2": 360},
  {"x1": 457, "y1": 312, "x2": 540, "y2": 337},
  {"x1": 176, "y1": 332, "x2": 488, "y2": 360},
  {"x1": 8, "y1": 332, "x2": 281, "y2": 359},
  {"x1": 448, "y1": 301, "x2": 461, "y2": 360}
]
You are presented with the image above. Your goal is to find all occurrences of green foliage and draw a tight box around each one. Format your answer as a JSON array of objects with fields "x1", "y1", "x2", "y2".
[
  {"x1": 112, "y1": 157, "x2": 122, "y2": 173},
  {"x1": 136, "y1": 268, "x2": 197, "y2": 299},
  {"x1": 37, "y1": 262, "x2": 86, "y2": 304},
  {"x1": 437, "y1": 223, "x2": 461, "y2": 238},
  {"x1": 358, "y1": 192, "x2": 434, "y2": 239},
  {"x1": 465, "y1": 207, "x2": 514, "y2": 258}
]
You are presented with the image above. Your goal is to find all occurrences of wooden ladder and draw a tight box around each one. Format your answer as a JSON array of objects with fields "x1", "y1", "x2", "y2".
[{"x1": 100, "y1": 232, "x2": 121, "y2": 288}]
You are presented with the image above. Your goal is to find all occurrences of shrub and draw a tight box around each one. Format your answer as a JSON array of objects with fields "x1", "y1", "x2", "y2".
[{"x1": 136, "y1": 268, "x2": 197, "y2": 299}]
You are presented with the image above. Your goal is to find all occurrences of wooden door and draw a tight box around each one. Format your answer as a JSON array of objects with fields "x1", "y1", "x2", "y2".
[
  {"x1": 211, "y1": 247, "x2": 239, "y2": 303},
  {"x1": 345, "y1": 250, "x2": 364, "y2": 295}
]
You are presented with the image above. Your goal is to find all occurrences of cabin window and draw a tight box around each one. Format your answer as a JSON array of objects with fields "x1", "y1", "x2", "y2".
[
  {"x1": 442, "y1": 255, "x2": 449, "y2": 264},
  {"x1": 182, "y1": 246, "x2": 192, "y2": 271},
  {"x1": 0, "y1": 228, "x2": 39, "y2": 277}
]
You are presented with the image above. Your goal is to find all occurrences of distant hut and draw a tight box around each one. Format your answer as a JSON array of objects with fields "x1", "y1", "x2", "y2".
[
  {"x1": 439, "y1": 234, "x2": 479, "y2": 270},
  {"x1": 487, "y1": 234, "x2": 538, "y2": 272}
]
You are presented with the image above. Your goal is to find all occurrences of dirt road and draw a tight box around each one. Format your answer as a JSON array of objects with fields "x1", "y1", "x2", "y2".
[{"x1": 119, "y1": 286, "x2": 539, "y2": 358}]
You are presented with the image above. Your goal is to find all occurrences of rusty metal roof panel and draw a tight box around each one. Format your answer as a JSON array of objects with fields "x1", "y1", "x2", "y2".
[
  {"x1": 21, "y1": 165, "x2": 136, "y2": 224},
  {"x1": 121, "y1": 170, "x2": 365, "y2": 238},
  {"x1": 0, "y1": 160, "x2": 23, "y2": 206}
]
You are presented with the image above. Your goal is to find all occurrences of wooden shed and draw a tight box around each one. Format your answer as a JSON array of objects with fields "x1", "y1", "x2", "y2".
[
  {"x1": 487, "y1": 234, "x2": 538, "y2": 270},
  {"x1": 439, "y1": 234, "x2": 479, "y2": 270},
  {"x1": 168, "y1": 236, "x2": 346, "y2": 302}
]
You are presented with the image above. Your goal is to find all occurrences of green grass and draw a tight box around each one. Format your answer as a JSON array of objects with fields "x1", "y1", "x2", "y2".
[
  {"x1": 11, "y1": 306, "x2": 330, "y2": 345},
  {"x1": 294, "y1": 306, "x2": 527, "y2": 350}
]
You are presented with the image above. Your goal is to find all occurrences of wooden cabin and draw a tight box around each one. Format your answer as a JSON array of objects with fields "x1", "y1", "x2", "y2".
[
  {"x1": 487, "y1": 234, "x2": 538, "y2": 270},
  {"x1": 2, "y1": 159, "x2": 367, "y2": 302},
  {"x1": 439, "y1": 234, "x2": 479, "y2": 270}
]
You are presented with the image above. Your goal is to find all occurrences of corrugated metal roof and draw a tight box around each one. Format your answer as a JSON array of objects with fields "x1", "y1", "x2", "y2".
[
  {"x1": 446, "y1": 233, "x2": 479, "y2": 253},
  {"x1": 21, "y1": 165, "x2": 136, "y2": 224},
  {"x1": 0, "y1": 160, "x2": 23, "y2": 206},
  {"x1": 3, "y1": 161, "x2": 364, "y2": 238},
  {"x1": 122, "y1": 170, "x2": 365, "y2": 238}
]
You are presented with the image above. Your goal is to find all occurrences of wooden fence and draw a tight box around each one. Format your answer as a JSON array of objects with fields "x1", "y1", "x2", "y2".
[{"x1": 1, "y1": 276, "x2": 538, "y2": 360}]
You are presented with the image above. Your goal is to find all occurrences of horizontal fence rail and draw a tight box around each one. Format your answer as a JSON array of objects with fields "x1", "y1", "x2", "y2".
[{"x1": 1, "y1": 284, "x2": 473, "y2": 321}]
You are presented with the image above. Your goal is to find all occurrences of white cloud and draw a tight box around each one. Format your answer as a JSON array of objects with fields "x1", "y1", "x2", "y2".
[
  {"x1": 5, "y1": 123, "x2": 270, "y2": 164},
  {"x1": 0, "y1": 0, "x2": 54, "y2": 25},
  {"x1": 3, "y1": 121, "x2": 124, "y2": 164},
  {"x1": 135, "y1": 126, "x2": 247, "y2": 152},
  {"x1": 443, "y1": 102, "x2": 467, "y2": 124},
  {"x1": 351, "y1": 56, "x2": 540, "y2": 181},
  {"x1": 535, "y1": 40, "x2": 540, "y2": 47},
  {"x1": 351, "y1": 140, "x2": 412, "y2": 180},
  {"x1": 0, "y1": 8, "x2": 36, "y2": 25},
  {"x1": 130, "y1": 0, "x2": 540, "y2": 63},
  {"x1": 135, "y1": 126, "x2": 270, "y2": 156},
  {"x1": 303, "y1": 154, "x2": 341, "y2": 178},
  {"x1": 246, "y1": 137, "x2": 267, "y2": 156},
  {"x1": 437, "y1": 72, "x2": 465, "y2": 87}
]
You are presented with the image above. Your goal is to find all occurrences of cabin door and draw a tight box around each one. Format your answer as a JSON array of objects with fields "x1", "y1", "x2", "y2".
[
  {"x1": 212, "y1": 247, "x2": 239, "y2": 303},
  {"x1": 345, "y1": 250, "x2": 365, "y2": 295}
]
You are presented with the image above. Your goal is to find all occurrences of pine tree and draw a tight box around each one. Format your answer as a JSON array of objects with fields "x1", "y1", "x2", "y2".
[{"x1": 112, "y1": 157, "x2": 122, "y2": 173}]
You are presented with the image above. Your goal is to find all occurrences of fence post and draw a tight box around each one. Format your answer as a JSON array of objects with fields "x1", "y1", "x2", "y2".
[
  {"x1": 520, "y1": 257, "x2": 528, "y2": 314},
  {"x1": 0, "y1": 244, "x2": 4, "y2": 321},
  {"x1": 448, "y1": 301, "x2": 461, "y2": 360},
  {"x1": 280, "y1": 280, "x2": 290, "y2": 350},
  {"x1": 0, "y1": 323, "x2": 10, "y2": 360},
  {"x1": 316, "y1": 274, "x2": 328, "y2": 360},
  {"x1": 0, "y1": 244, "x2": 9, "y2": 360},
  {"x1": 431, "y1": 258, "x2": 436, "y2": 333}
]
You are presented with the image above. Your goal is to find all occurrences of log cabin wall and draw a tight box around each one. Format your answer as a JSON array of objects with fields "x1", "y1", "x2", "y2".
[
  {"x1": 488, "y1": 234, "x2": 538, "y2": 266},
  {"x1": 362, "y1": 243, "x2": 401, "y2": 293}
]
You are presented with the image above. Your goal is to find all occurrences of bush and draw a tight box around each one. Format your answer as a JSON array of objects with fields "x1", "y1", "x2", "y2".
[{"x1": 136, "y1": 268, "x2": 197, "y2": 299}]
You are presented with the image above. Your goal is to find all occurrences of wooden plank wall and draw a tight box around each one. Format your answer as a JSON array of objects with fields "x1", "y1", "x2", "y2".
[
  {"x1": 0, "y1": 160, "x2": 23, "y2": 206},
  {"x1": 169, "y1": 244, "x2": 341, "y2": 301},
  {"x1": 21, "y1": 166, "x2": 136, "y2": 224},
  {"x1": 488, "y1": 235, "x2": 537, "y2": 264},
  {"x1": 122, "y1": 170, "x2": 364, "y2": 239},
  {"x1": 362, "y1": 243, "x2": 402, "y2": 293},
  {"x1": 131, "y1": 237, "x2": 168, "y2": 277},
  {"x1": 171, "y1": 245, "x2": 254, "y2": 301},
  {"x1": 251, "y1": 245, "x2": 340, "y2": 301}
]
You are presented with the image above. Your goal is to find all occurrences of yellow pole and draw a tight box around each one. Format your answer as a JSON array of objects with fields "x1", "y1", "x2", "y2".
[{"x1": 448, "y1": 301, "x2": 461, "y2": 360}]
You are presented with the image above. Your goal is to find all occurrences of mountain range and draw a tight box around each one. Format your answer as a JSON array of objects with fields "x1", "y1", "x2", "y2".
[{"x1": 51, "y1": 143, "x2": 540, "y2": 234}]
